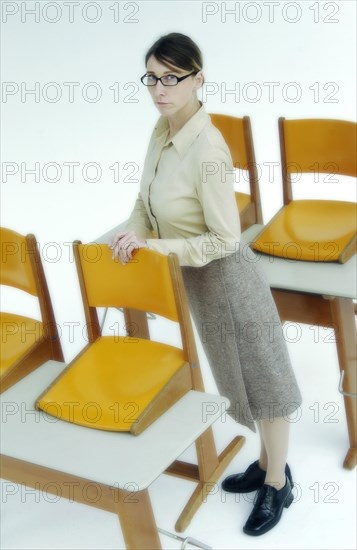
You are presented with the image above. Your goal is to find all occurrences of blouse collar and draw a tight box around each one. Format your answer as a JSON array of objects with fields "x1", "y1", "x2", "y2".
[{"x1": 154, "y1": 103, "x2": 210, "y2": 158}]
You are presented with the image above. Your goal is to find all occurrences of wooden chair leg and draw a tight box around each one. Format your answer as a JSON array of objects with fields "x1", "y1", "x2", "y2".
[
  {"x1": 1, "y1": 455, "x2": 162, "y2": 550},
  {"x1": 123, "y1": 308, "x2": 150, "y2": 339},
  {"x1": 175, "y1": 435, "x2": 245, "y2": 532},
  {"x1": 117, "y1": 488, "x2": 161, "y2": 550},
  {"x1": 195, "y1": 427, "x2": 219, "y2": 480},
  {"x1": 329, "y1": 297, "x2": 357, "y2": 469}
]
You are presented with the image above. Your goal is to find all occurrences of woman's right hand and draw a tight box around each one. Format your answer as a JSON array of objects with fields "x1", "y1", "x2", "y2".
[{"x1": 108, "y1": 230, "x2": 148, "y2": 264}]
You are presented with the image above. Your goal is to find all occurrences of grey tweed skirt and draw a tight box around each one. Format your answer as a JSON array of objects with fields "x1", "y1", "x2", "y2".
[{"x1": 181, "y1": 247, "x2": 302, "y2": 432}]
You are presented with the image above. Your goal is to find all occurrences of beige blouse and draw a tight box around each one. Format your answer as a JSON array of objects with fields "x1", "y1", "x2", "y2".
[{"x1": 125, "y1": 105, "x2": 241, "y2": 267}]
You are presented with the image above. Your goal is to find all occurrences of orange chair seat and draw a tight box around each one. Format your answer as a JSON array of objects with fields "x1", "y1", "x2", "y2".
[
  {"x1": 236, "y1": 192, "x2": 251, "y2": 213},
  {"x1": 252, "y1": 200, "x2": 357, "y2": 262},
  {"x1": 0, "y1": 313, "x2": 44, "y2": 376},
  {"x1": 36, "y1": 336, "x2": 187, "y2": 432}
]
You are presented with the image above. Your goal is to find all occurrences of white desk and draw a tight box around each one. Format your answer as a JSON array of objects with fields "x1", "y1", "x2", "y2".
[
  {"x1": 241, "y1": 225, "x2": 357, "y2": 300},
  {"x1": 1, "y1": 360, "x2": 240, "y2": 549},
  {"x1": 96, "y1": 222, "x2": 356, "y2": 301},
  {"x1": 243, "y1": 224, "x2": 356, "y2": 469}
]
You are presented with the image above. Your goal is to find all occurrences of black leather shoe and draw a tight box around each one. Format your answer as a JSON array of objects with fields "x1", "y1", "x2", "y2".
[
  {"x1": 222, "y1": 460, "x2": 293, "y2": 493},
  {"x1": 243, "y1": 478, "x2": 294, "y2": 536}
]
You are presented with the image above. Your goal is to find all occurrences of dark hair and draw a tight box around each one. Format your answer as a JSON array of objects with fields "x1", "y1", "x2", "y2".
[{"x1": 145, "y1": 32, "x2": 203, "y2": 73}]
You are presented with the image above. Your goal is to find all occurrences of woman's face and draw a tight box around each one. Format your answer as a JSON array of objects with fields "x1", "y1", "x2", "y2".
[{"x1": 145, "y1": 55, "x2": 203, "y2": 117}]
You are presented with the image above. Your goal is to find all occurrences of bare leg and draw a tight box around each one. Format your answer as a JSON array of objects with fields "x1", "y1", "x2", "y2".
[
  {"x1": 258, "y1": 417, "x2": 290, "y2": 490},
  {"x1": 257, "y1": 422, "x2": 268, "y2": 471}
]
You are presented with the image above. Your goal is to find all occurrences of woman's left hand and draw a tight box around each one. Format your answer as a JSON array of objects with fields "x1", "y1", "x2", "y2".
[{"x1": 108, "y1": 230, "x2": 148, "y2": 264}]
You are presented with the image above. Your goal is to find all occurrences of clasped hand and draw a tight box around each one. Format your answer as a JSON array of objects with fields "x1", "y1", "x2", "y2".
[{"x1": 108, "y1": 231, "x2": 148, "y2": 264}]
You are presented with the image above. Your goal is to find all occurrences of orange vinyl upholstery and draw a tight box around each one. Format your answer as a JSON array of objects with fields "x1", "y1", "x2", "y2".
[
  {"x1": 252, "y1": 118, "x2": 357, "y2": 263},
  {"x1": 0, "y1": 227, "x2": 63, "y2": 391},
  {"x1": 36, "y1": 245, "x2": 196, "y2": 434},
  {"x1": 210, "y1": 113, "x2": 263, "y2": 231}
]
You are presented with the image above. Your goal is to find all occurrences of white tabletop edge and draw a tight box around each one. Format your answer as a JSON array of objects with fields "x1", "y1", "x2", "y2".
[
  {"x1": 96, "y1": 221, "x2": 356, "y2": 299},
  {"x1": 1, "y1": 361, "x2": 230, "y2": 491},
  {"x1": 241, "y1": 225, "x2": 357, "y2": 299}
]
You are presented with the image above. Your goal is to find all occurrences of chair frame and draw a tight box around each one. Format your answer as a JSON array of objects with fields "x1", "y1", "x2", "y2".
[
  {"x1": 254, "y1": 118, "x2": 357, "y2": 468},
  {"x1": 1, "y1": 360, "x2": 233, "y2": 549},
  {"x1": 279, "y1": 116, "x2": 357, "y2": 205},
  {"x1": 277, "y1": 117, "x2": 357, "y2": 468},
  {"x1": 272, "y1": 288, "x2": 356, "y2": 469},
  {"x1": 210, "y1": 114, "x2": 263, "y2": 231},
  {"x1": 73, "y1": 243, "x2": 245, "y2": 530},
  {"x1": 0, "y1": 230, "x2": 64, "y2": 392}
]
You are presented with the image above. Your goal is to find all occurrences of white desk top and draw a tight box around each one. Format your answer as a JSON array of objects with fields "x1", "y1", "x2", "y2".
[
  {"x1": 96, "y1": 222, "x2": 356, "y2": 300},
  {"x1": 1, "y1": 361, "x2": 229, "y2": 491},
  {"x1": 242, "y1": 225, "x2": 357, "y2": 299}
]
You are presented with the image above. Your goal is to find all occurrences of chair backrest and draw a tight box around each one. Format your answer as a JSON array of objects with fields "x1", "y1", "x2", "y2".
[
  {"x1": 210, "y1": 113, "x2": 263, "y2": 225},
  {"x1": 0, "y1": 227, "x2": 38, "y2": 295},
  {"x1": 279, "y1": 118, "x2": 357, "y2": 204},
  {"x1": 74, "y1": 242, "x2": 204, "y2": 389},
  {"x1": 74, "y1": 243, "x2": 178, "y2": 320},
  {"x1": 0, "y1": 227, "x2": 63, "y2": 371}
]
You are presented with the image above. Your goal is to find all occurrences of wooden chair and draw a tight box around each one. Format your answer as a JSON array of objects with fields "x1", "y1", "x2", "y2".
[
  {"x1": 0, "y1": 227, "x2": 63, "y2": 392},
  {"x1": 1, "y1": 360, "x2": 233, "y2": 549},
  {"x1": 210, "y1": 113, "x2": 263, "y2": 231},
  {"x1": 1, "y1": 244, "x2": 245, "y2": 548},
  {"x1": 252, "y1": 118, "x2": 357, "y2": 262},
  {"x1": 247, "y1": 118, "x2": 357, "y2": 469}
]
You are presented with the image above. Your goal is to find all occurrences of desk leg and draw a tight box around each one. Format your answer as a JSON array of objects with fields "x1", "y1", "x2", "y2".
[
  {"x1": 330, "y1": 297, "x2": 357, "y2": 469},
  {"x1": 117, "y1": 488, "x2": 161, "y2": 549},
  {"x1": 175, "y1": 435, "x2": 245, "y2": 532}
]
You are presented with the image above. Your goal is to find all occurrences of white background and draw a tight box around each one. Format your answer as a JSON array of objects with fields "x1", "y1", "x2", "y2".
[
  {"x1": 1, "y1": 1, "x2": 356, "y2": 549},
  {"x1": 1, "y1": 0, "x2": 356, "y2": 361}
]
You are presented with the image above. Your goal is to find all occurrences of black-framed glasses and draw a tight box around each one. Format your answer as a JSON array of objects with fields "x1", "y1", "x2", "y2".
[{"x1": 140, "y1": 71, "x2": 197, "y2": 87}]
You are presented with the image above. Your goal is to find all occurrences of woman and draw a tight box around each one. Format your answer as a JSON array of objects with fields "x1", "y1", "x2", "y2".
[{"x1": 109, "y1": 32, "x2": 302, "y2": 537}]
